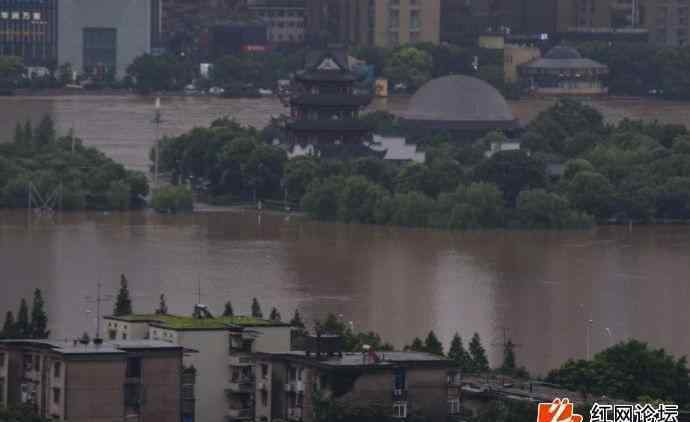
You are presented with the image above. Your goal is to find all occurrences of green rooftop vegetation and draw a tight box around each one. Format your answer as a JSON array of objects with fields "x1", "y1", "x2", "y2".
[{"x1": 108, "y1": 313, "x2": 285, "y2": 329}]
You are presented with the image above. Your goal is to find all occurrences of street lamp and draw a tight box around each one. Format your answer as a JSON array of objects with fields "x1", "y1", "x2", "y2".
[{"x1": 579, "y1": 304, "x2": 593, "y2": 360}]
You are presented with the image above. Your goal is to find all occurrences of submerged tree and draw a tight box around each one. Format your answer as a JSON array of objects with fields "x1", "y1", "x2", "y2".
[
  {"x1": 290, "y1": 309, "x2": 305, "y2": 328},
  {"x1": 30, "y1": 288, "x2": 49, "y2": 339},
  {"x1": 114, "y1": 274, "x2": 133, "y2": 316},
  {"x1": 223, "y1": 301, "x2": 234, "y2": 317},
  {"x1": 405, "y1": 337, "x2": 425, "y2": 352},
  {"x1": 251, "y1": 298, "x2": 263, "y2": 319}
]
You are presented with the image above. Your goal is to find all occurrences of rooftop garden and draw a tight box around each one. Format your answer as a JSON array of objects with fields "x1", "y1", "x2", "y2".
[{"x1": 108, "y1": 313, "x2": 285, "y2": 329}]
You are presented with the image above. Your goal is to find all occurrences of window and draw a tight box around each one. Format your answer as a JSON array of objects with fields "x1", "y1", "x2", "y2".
[
  {"x1": 0, "y1": 353, "x2": 5, "y2": 368},
  {"x1": 52, "y1": 387, "x2": 61, "y2": 405},
  {"x1": 449, "y1": 398, "x2": 460, "y2": 415},
  {"x1": 393, "y1": 402, "x2": 407, "y2": 418},
  {"x1": 0, "y1": 379, "x2": 4, "y2": 404},
  {"x1": 122, "y1": 332, "x2": 127, "y2": 340},
  {"x1": 261, "y1": 364, "x2": 268, "y2": 380},
  {"x1": 54, "y1": 362, "x2": 61, "y2": 378},
  {"x1": 108, "y1": 330, "x2": 117, "y2": 340},
  {"x1": 261, "y1": 390, "x2": 268, "y2": 407},
  {"x1": 126, "y1": 357, "x2": 142, "y2": 379},
  {"x1": 33, "y1": 355, "x2": 40, "y2": 372},
  {"x1": 393, "y1": 368, "x2": 407, "y2": 390}
]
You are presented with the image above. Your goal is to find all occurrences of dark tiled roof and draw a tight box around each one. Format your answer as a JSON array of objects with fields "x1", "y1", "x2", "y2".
[
  {"x1": 291, "y1": 94, "x2": 373, "y2": 107},
  {"x1": 287, "y1": 119, "x2": 373, "y2": 132},
  {"x1": 399, "y1": 75, "x2": 516, "y2": 125},
  {"x1": 544, "y1": 45, "x2": 583, "y2": 59},
  {"x1": 295, "y1": 70, "x2": 357, "y2": 83}
]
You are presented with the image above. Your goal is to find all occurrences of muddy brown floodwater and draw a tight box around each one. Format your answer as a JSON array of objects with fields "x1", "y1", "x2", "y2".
[{"x1": 1, "y1": 95, "x2": 690, "y2": 375}]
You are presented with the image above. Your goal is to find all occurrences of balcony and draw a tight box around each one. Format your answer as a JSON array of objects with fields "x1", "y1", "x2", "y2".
[
  {"x1": 284, "y1": 380, "x2": 305, "y2": 393},
  {"x1": 226, "y1": 378, "x2": 255, "y2": 394},
  {"x1": 448, "y1": 373, "x2": 462, "y2": 386},
  {"x1": 227, "y1": 407, "x2": 252, "y2": 420},
  {"x1": 287, "y1": 407, "x2": 303, "y2": 421},
  {"x1": 256, "y1": 379, "x2": 269, "y2": 391},
  {"x1": 392, "y1": 388, "x2": 408, "y2": 401},
  {"x1": 228, "y1": 354, "x2": 254, "y2": 366}
]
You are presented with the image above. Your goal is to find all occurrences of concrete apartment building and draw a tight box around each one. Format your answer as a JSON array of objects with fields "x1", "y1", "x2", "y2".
[
  {"x1": 248, "y1": 0, "x2": 306, "y2": 44},
  {"x1": 103, "y1": 310, "x2": 293, "y2": 422},
  {"x1": 255, "y1": 336, "x2": 461, "y2": 422},
  {"x1": 57, "y1": 0, "x2": 158, "y2": 78},
  {"x1": 0, "y1": 339, "x2": 183, "y2": 422},
  {"x1": 644, "y1": 0, "x2": 690, "y2": 46},
  {"x1": 304, "y1": 0, "x2": 372, "y2": 45},
  {"x1": 372, "y1": 0, "x2": 440, "y2": 47}
]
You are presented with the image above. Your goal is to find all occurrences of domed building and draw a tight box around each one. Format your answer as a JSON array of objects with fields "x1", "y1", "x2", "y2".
[
  {"x1": 519, "y1": 45, "x2": 609, "y2": 96},
  {"x1": 397, "y1": 75, "x2": 520, "y2": 138}
]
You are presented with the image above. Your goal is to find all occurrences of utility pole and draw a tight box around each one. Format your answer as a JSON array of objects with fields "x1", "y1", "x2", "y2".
[
  {"x1": 153, "y1": 97, "x2": 163, "y2": 189},
  {"x1": 96, "y1": 282, "x2": 102, "y2": 339}
]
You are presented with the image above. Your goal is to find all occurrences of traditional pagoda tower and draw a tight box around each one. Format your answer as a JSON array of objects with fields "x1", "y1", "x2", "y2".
[{"x1": 285, "y1": 50, "x2": 373, "y2": 149}]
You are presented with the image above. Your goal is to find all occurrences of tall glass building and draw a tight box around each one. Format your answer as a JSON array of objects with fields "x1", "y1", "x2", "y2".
[{"x1": 0, "y1": 0, "x2": 58, "y2": 66}]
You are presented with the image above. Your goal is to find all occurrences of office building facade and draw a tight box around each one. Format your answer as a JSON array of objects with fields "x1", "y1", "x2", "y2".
[
  {"x1": 248, "y1": 0, "x2": 306, "y2": 44},
  {"x1": 0, "y1": 0, "x2": 57, "y2": 66},
  {"x1": 57, "y1": 0, "x2": 155, "y2": 78},
  {"x1": 305, "y1": 0, "x2": 371, "y2": 45},
  {"x1": 644, "y1": 0, "x2": 689, "y2": 46},
  {"x1": 372, "y1": 0, "x2": 441, "y2": 47}
]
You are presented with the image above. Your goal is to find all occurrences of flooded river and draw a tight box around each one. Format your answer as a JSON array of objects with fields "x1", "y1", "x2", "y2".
[{"x1": 1, "y1": 95, "x2": 690, "y2": 375}]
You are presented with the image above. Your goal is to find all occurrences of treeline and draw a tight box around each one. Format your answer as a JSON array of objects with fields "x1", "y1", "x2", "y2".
[
  {"x1": 0, "y1": 115, "x2": 149, "y2": 210},
  {"x1": 0, "y1": 289, "x2": 49, "y2": 340},
  {"x1": 547, "y1": 340, "x2": 690, "y2": 407},
  {"x1": 576, "y1": 41, "x2": 690, "y2": 100},
  {"x1": 521, "y1": 99, "x2": 690, "y2": 222}
]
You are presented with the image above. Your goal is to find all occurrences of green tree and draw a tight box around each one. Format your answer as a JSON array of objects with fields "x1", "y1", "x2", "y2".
[
  {"x1": 336, "y1": 176, "x2": 389, "y2": 224},
  {"x1": 156, "y1": 294, "x2": 168, "y2": 315},
  {"x1": 448, "y1": 333, "x2": 470, "y2": 370},
  {"x1": 1, "y1": 311, "x2": 16, "y2": 338},
  {"x1": 517, "y1": 189, "x2": 592, "y2": 229},
  {"x1": 34, "y1": 115, "x2": 56, "y2": 147},
  {"x1": 473, "y1": 151, "x2": 546, "y2": 205},
  {"x1": 468, "y1": 332, "x2": 489, "y2": 373},
  {"x1": 447, "y1": 182, "x2": 505, "y2": 229},
  {"x1": 405, "y1": 337, "x2": 425, "y2": 352},
  {"x1": 302, "y1": 176, "x2": 345, "y2": 220},
  {"x1": 151, "y1": 185, "x2": 193, "y2": 213},
  {"x1": 114, "y1": 274, "x2": 133, "y2": 316},
  {"x1": 424, "y1": 330, "x2": 444, "y2": 356},
  {"x1": 127, "y1": 54, "x2": 192, "y2": 93},
  {"x1": 563, "y1": 159, "x2": 595, "y2": 181},
  {"x1": 567, "y1": 171, "x2": 616, "y2": 219},
  {"x1": 269, "y1": 307, "x2": 281, "y2": 322},
  {"x1": 290, "y1": 309, "x2": 305, "y2": 328},
  {"x1": 383, "y1": 46, "x2": 433, "y2": 91},
  {"x1": 223, "y1": 301, "x2": 234, "y2": 317},
  {"x1": 0, "y1": 55, "x2": 24, "y2": 88},
  {"x1": 284, "y1": 156, "x2": 319, "y2": 201},
  {"x1": 17, "y1": 298, "x2": 30, "y2": 339},
  {"x1": 547, "y1": 340, "x2": 690, "y2": 406},
  {"x1": 106, "y1": 180, "x2": 131, "y2": 211},
  {"x1": 30, "y1": 289, "x2": 49, "y2": 339},
  {"x1": 251, "y1": 298, "x2": 263, "y2": 319}
]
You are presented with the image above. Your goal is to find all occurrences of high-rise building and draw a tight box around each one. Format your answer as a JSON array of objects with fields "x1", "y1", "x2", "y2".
[
  {"x1": 372, "y1": 0, "x2": 441, "y2": 47},
  {"x1": 304, "y1": 0, "x2": 371, "y2": 45},
  {"x1": 0, "y1": 0, "x2": 57, "y2": 66},
  {"x1": 644, "y1": 0, "x2": 689, "y2": 46},
  {"x1": 58, "y1": 0, "x2": 157, "y2": 78},
  {"x1": 248, "y1": 0, "x2": 306, "y2": 44}
]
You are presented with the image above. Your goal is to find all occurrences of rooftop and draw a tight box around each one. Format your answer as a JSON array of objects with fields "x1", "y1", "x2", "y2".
[
  {"x1": 104, "y1": 314, "x2": 290, "y2": 330},
  {"x1": 259, "y1": 351, "x2": 456, "y2": 370},
  {"x1": 521, "y1": 45, "x2": 608, "y2": 71},
  {"x1": 0, "y1": 339, "x2": 182, "y2": 356},
  {"x1": 398, "y1": 75, "x2": 518, "y2": 129}
]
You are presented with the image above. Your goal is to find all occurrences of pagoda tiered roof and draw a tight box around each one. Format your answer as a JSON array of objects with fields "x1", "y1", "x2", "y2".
[
  {"x1": 286, "y1": 119, "x2": 373, "y2": 133},
  {"x1": 290, "y1": 93, "x2": 373, "y2": 107}
]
